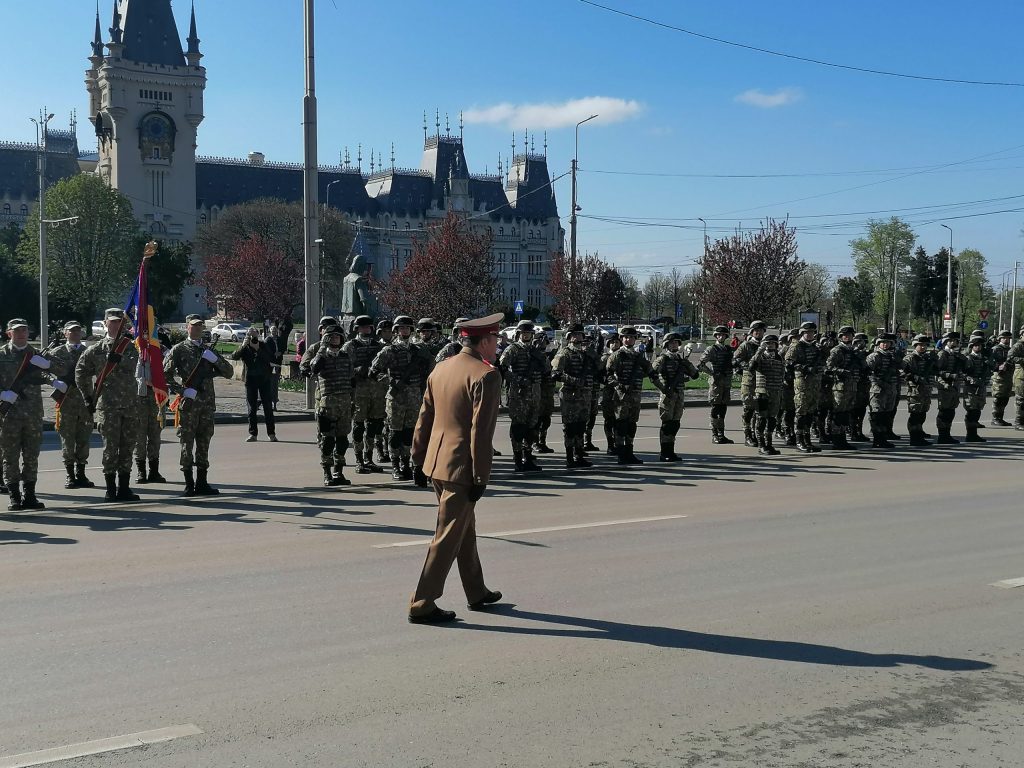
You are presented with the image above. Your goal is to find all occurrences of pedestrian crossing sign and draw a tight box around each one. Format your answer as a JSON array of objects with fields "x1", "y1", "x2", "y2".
[{"x1": 514, "y1": 300, "x2": 525, "y2": 315}]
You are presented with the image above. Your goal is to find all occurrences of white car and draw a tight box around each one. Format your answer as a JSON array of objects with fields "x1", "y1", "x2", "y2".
[
  {"x1": 621, "y1": 324, "x2": 661, "y2": 339},
  {"x1": 211, "y1": 322, "x2": 250, "y2": 342},
  {"x1": 91, "y1": 320, "x2": 105, "y2": 338}
]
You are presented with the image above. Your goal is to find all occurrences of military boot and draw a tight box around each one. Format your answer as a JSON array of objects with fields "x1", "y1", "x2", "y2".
[
  {"x1": 565, "y1": 444, "x2": 579, "y2": 469},
  {"x1": 355, "y1": 449, "x2": 371, "y2": 475},
  {"x1": 135, "y1": 459, "x2": 149, "y2": 484},
  {"x1": 194, "y1": 468, "x2": 219, "y2": 496},
  {"x1": 179, "y1": 468, "x2": 195, "y2": 497},
  {"x1": 870, "y1": 416, "x2": 894, "y2": 449},
  {"x1": 0, "y1": 466, "x2": 7, "y2": 494},
  {"x1": 605, "y1": 432, "x2": 617, "y2": 455},
  {"x1": 7, "y1": 484, "x2": 23, "y2": 511},
  {"x1": 583, "y1": 430, "x2": 599, "y2": 453},
  {"x1": 522, "y1": 450, "x2": 543, "y2": 472},
  {"x1": 512, "y1": 448, "x2": 526, "y2": 472},
  {"x1": 830, "y1": 430, "x2": 855, "y2": 450},
  {"x1": 363, "y1": 445, "x2": 382, "y2": 473},
  {"x1": 103, "y1": 473, "x2": 118, "y2": 502},
  {"x1": 885, "y1": 414, "x2": 902, "y2": 440},
  {"x1": 401, "y1": 456, "x2": 414, "y2": 481},
  {"x1": 761, "y1": 424, "x2": 780, "y2": 456},
  {"x1": 991, "y1": 415, "x2": 1011, "y2": 427},
  {"x1": 333, "y1": 463, "x2": 352, "y2": 486},
  {"x1": 75, "y1": 464, "x2": 95, "y2": 488},
  {"x1": 148, "y1": 460, "x2": 166, "y2": 483},
  {"x1": 743, "y1": 423, "x2": 757, "y2": 448},
  {"x1": 390, "y1": 460, "x2": 403, "y2": 481},
  {"x1": 116, "y1": 472, "x2": 140, "y2": 502},
  {"x1": 803, "y1": 431, "x2": 822, "y2": 453},
  {"x1": 376, "y1": 441, "x2": 391, "y2": 464},
  {"x1": 660, "y1": 443, "x2": 680, "y2": 462},
  {"x1": 908, "y1": 426, "x2": 931, "y2": 447},
  {"x1": 64, "y1": 463, "x2": 78, "y2": 489},
  {"x1": 535, "y1": 429, "x2": 555, "y2": 453},
  {"x1": 964, "y1": 424, "x2": 986, "y2": 443},
  {"x1": 617, "y1": 442, "x2": 632, "y2": 465},
  {"x1": 756, "y1": 425, "x2": 770, "y2": 456},
  {"x1": 21, "y1": 482, "x2": 44, "y2": 510},
  {"x1": 576, "y1": 445, "x2": 593, "y2": 467},
  {"x1": 935, "y1": 427, "x2": 959, "y2": 445}
]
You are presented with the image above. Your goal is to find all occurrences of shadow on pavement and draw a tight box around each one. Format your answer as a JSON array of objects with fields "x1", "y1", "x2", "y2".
[
  {"x1": 452, "y1": 606, "x2": 995, "y2": 671},
  {"x1": 0, "y1": 528, "x2": 78, "y2": 545}
]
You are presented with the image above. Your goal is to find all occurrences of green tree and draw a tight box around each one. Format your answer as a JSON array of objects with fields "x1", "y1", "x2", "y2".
[
  {"x1": 850, "y1": 217, "x2": 916, "y2": 331},
  {"x1": 132, "y1": 236, "x2": 194, "y2": 322},
  {"x1": 834, "y1": 274, "x2": 874, "y2": 330},
  {"x1": 16, "y1": 174, "x2": 140, "y2": 325},
  {"x1": 1, "y1": 233, "x2": 39, "y2": 329},
  {"x1": 953, "y1": 248, "x2": 994, "y2": 336}
]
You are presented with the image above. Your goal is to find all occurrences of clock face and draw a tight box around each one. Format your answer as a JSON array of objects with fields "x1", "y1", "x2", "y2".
[
  {"x1": 145, "y1": 115, "x2": 169, "y2": 139},
  {"x1": 140, "y1": 112, "x2": 174, "y2": 161}
]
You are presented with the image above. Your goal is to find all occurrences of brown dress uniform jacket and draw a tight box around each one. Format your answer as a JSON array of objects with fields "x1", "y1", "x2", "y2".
[{"x1": 412, "y1": 346, "x2": 501, "y2": 487}]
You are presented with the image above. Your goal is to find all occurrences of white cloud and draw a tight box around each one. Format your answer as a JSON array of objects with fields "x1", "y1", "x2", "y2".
[
  {"x1": 734, "y1": 87, "x2": 804, "y2": 109},
  {"x1": 463, "y1": 96, "x2": 643, "y2": 130}
]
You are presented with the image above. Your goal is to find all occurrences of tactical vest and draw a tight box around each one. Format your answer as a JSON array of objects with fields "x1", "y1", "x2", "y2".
[
  {"x1": 314, "y1": 349, "x2": 354, "y2": 398},
  {"x1": 343, "y1": 336, "x2": 381, "y2": 369},
  {"x1": 787, "y1": 339, "x2": 822, "y2": 377},
  {"x1": 385, "y1": 341, "x2": 424, "y2": 393},
  {"x1": 654, "y1": 352, "x2": 691, "y2": 393},
  {"x1": 935, "y1": 348, "x2": 965, "y2": 388},
  {"x1": 556, "y1": 345, "x2": 589, "y2": 394},
  {"x1": 501, "y1": 342, "x2": 538, "y2": 386},
  {"x1": 610, "y1": 347, "x2": 647, "y2": 389},
  {"x1": 866, "y1": 349, "x2": 900, "y2": 385},
  {"x1": 700, "y1": 343, "x2": 733, "y2": 377},
  {"x1": 753, "y1": 352, "x2": 786, "y2": 392}
]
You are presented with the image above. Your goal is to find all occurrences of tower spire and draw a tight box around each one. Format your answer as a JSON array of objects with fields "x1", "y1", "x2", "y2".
[
  {"x1": 91, "y1": 3, "x2": 104, "y2": 58},
  {"x1": 186, "y1": 1, "x2": 203, "y2": 64},
  {"x1": 108, "y1": 0, "x2": 122, "y2": 46}
]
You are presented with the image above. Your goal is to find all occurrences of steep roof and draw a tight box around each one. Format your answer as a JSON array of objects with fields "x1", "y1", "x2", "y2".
[
  {"x1": 0, "y1": 135, "x2": 83, "y2": 201},
  {"x1": 506, "y1": 155, "x2": 559, "y2": 221},
  {"x1": 115, "y1": 0, "x2": 187, "y2": 67}
]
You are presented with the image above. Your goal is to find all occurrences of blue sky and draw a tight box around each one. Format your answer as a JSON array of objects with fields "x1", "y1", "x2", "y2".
[{"x1": 5, "y1": 0, "x2": 1024, "y2": 285}]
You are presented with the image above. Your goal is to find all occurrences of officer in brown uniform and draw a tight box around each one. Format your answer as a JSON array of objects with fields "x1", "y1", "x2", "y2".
[{"x1": 409, "y1": 313, "x2": 505, "y2": 624}]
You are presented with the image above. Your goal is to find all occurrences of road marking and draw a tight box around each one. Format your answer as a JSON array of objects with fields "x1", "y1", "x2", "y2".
[
  {"x1": 0, "y1": 724, "x2": 203, "y2": 768},
  {"x1": 374, "y1": 514, "x2": 687, "y2": 548},
  {"x1": 990, "y1": 577, "x2": 1024, "y2": 589}
]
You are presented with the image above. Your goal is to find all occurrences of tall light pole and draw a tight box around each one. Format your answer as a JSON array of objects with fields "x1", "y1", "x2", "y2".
[
  {"x1": 940, "y1": 223, "x2": 953, "y2": 332},
  {"x1": 1011, "y1": 261, "x2": 1020, "y2": 337},
  {"x1": 302, "y1": 0, "x2": 321, "y2": 409},
  {"x1": 569, "y1": 113, "x2": 598, "y2": 320},
  {"x1": 325, "y1": 178, "x2": 342, "y2": 211},
  {"x1": 698, "y1": 217, "x2": 708, "y2": 339},
  {"x1": 31, "y1": 109, "x2": 55, "y2": 346},
  {"x1": 997, "y1": 268, "x2": 1014, "y2": 331}
]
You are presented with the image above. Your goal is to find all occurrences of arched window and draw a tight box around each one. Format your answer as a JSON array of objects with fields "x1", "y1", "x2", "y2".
[
  {"x1": 2, "y1": 203, "x2": 10, "y2": 214},
  {"x1": 498, "y1": 227, "x2": 504, "y2": 236},
  {"x1": 20, "y1": 204, "x2": 29, "y2": 215},
  {"x1": 200, "y1": 213, "x2": 208, "y2": 224},
  {"x1": 405, "y1": 221, "x2": 411, "y2": 229}
]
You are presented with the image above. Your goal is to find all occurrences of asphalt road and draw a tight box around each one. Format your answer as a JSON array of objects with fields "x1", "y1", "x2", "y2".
[{"x1": 1, "y1": 406, "x2": 1022, "y2": 767}]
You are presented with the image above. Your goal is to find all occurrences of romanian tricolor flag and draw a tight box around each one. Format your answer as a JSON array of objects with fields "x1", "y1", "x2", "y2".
[{"x1": 124, "y1": 242, "x2": 170, "y2": 411}]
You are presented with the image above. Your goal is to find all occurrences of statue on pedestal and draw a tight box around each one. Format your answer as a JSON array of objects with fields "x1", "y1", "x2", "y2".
[{"x1": 341, "y1": 253, "x2": 379, "y2": 320}]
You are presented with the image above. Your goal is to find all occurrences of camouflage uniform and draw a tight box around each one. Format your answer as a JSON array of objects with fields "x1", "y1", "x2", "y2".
[
  {"x1": 733, "y1": 330, "x2": 763, "y2": 447},
  {"x1": 45, "y1": 340, "x2": 94, "y2": 486},
  {"x1": 961, "y1": 344, "x2": 992, "y2": 442},
  {"x1": 77, "y1": 334, "x2": 142, "y2": 498},
  {"x1": 1008, "y1": 337, "x2": 1024, "y2": 429},
  {"x1": 163, "y1": 339, "x2": 234, "y2": 486},
  {"x1": 748, "y1": 339, "x2": 786, "y2": 455},
  {"x1": 785, "y1": 333, "x2": 824, "y2": 452},
  {"x1": 0, "y1": 340, "x2": 47, "y2": 509},
  {"x1": 825, "y1": 336, "x2": 858, "y2": 450},
  {"x1": 815, "y1": 334, "x2": 838, "y2": 443},
  {"x1": 650, "y1": 342, "x2": 699, "y2": 461},
  {"x1": 499, "y1": 337, "x2": 543, "y2": 470},
  {"x1": 134, "y1": 392, "x2": 165, "y2": 479},
  {"x1": 369, "y1": 334, "x2": 429, "y2": 479},
  {"x1": 606, "y1": 340, "x2": 652, "y2": 463},
  {"x1": 697, "y1": 336, "x2": 735, "y2": 443},
  {"x1": 343, "y1": 332, "x2": 385, "y2": 472},
  {"x1": 534, "y1": 337, "x2": 557, "y2": 453},
  {"x1": 934, "y1": 341, "x2": 965, "y2": 443},
  {"x1": 584, "y1": 338, "x2": 604, "y2": 451},
  {"x1": 599, "y1": 340, "x2": 621, "y2": 454},
  {"x1": 848, "y1": 335, "x2": 871, "y2": 442},
  {"x1": 865, "y1": 341, "x2": 901, "y2": 448},
  {"x1": 553, "y1": 332, "x2": 594, "y2": 468},
  {"x1": 988, "y1": 335, "x2": 1014, "y2": 425},
  {"x1": 311, "y1": 341, "x2": 355, "y2": 485},
  {"x1": 901, "y1": 340, "x2": 936, "y2": 445}
]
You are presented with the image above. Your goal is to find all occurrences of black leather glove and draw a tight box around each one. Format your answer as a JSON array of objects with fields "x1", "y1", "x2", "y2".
[{"x1": 468, "y1": 484, "x2": 486, "y2": 502}]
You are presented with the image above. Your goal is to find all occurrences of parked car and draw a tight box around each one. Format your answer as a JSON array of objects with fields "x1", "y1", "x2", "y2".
[
  {"x1": 623, "y1": 323, "x2": 662, "y2": 339},
  {"x1": 668, "y1": 325, "x2": 700, "y2": 340},
  {"x1": 584, "y1": 324, "x2": 618, "y2": 338},
  {"x1": 211, "y1": 322, "x2": 250, "y2": 343},
  {"x1": 91, "y1": 320, "x2": 105, "y2": 338}
]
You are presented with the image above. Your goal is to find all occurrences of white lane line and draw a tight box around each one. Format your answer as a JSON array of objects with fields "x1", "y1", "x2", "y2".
[
  {"x1": 990, "y1": 577, "x2": 1024, "y2": 589},
  {"x1": 374, "y1": 514, "x2": 687, "y2": 548},
  {"x1": 0, "y1": 724, "x2": 203, "y2": 768}
]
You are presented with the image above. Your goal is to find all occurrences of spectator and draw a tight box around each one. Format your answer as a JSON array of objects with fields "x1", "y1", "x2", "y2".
[
  {"x1": 295, "y1": 332, "x2": 306, "y2": 362},
  {"x1": 230, "y1": 327, "x2": 278, "y2": 442}
]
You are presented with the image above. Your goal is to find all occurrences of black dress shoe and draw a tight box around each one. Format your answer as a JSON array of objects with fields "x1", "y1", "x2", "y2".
[
  {"x1": 408, "y1": 607, "x2": 457, "y2": 624},
  {"x1": 467, "y1": 590, "x2": 503, "y2": 610}
]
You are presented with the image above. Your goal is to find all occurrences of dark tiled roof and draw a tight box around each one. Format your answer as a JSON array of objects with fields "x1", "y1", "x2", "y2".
[
  {"x1": 118, "y1": 0, "x2": 187, "y2": 68},
  {"x1": 468, "y1": 177, "x2": 512, "y2": 219},
  {"x1": 508, "y1": 156, "x2": 559, "y2": 221},
  {"x1": 371, "y1": 173, "x2": 433, "y2": 217},
  {"x1": 423, "y1": 135, "x2": 469, "y2": 206},
  {"x1": 0, "y1": 142, "x2": 82, "y2": 199}
]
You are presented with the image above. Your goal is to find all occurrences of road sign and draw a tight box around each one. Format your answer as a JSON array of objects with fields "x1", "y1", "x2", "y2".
[
  {"x1": 979, "y1": 309, "x2": 991, "y2": 320},
  {"x1": 943, "y1": 319, "x2": 953, "y2": 330},
  {"x1": 513, "y1": 300, "x2": 525, "y2": 315},
  {"x1": 943, "y1": 312, "x2": 952, "y2": 321},
  {"x1": 978, "y1": 320, "x2": 989, "y2": 330}
]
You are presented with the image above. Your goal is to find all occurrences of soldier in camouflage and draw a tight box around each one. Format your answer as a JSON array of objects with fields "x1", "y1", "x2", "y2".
[
  {"x1": 606, "y1": 326, "x2": 655, "y2": 464},
  {"x1": 343, "y1": 315, "x2": 385, "y2": 474},
  {"x1": 848, "y1": 332, "x2": 871, "y2": 442},
  {"x1": 434, "y1": 318, "x2": 470, "y2": 365},
  {"x1": 775, "y1": 329, "x2": 799, "y2": 445},
  {"x1": 369, "y1": 315, "x2": 430, "y2": 481},
  {"x1": 934, "y1": 331, "x2": 965, "y2": 444},
  {"x1": 865, "y1": 332, "x2": 901, "y2": 449},
  {"x1": 533, "y1": 332, "x2": 557, "y2": 454},
  {"x1": 553, "y1": 323, "x2": 594, "y2": 468},
  {"x1": 312, "y1": 324, "x2": 355, "y2": 485},
  {"x1": 733, "y1": 320, "x2": 766, "y2": 447},
  {"x1": 375, "y1": 319, "x2": 395, "y2": 462},
  {"x1": 961, "y1": 336, "x2": 992, "y2": 443},
  {"x1": 989, "y1": 329, "x2": 1014, "y2": 426},
  {"x1": 599, "y1": 333, "x2": 622, "y2": 455},
  {"x1": 824, "y1": 326, "x2": 858, "y2": 450},
  {"x1": 748, "y1": 333, "x2": 785, "y2": 456},
  {"x1": 44, "y1": 320, "x2": 96, "y2": 489},
  {"x1": 499, "y1": 319, "x2": 543, "y2": 472},
  {"x1": 650, "y1": 332, "x2": 699, "y2": 461},
  {"x1": 413, "y1": 318, "x2": 444, "y2": 381},
  {"x1": 1008, "y1": 328, "x2": 1024, "y2": 430},
  {"x1": 583, "y1": 332, "x2": 604, "y2": 453},
  {"x1": 697, "y1": 325, "x2": 735, "y2": 444},
  {"x1": 77, "y1": 308, "x2": 143, "y2": 502},
  {"x1": 0, "y1": 318, "x2": 49, "y2": 511},
  {"x1": 162, "y1": 315, "x2": 234, "y2": 496},
  {"x1": 785, "y1": 321, "x2": 824, "y2": 453},
  {"x1": 901, "y1": 334, "x2": 936, "y2": 446},
  {"x1": 815, "y1": 331, "x2": 838, "y2": 444}
]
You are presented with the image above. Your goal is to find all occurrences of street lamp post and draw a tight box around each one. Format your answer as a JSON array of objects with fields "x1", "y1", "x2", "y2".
[
  {"x1": 940, "y1": 224, "x2": 953, "y2": 332},
  {"x1": 30, "y1": 109, "x2": 55, "y2": 347},
  {"x1": 997, "y1": 269, "x2": 1014, "y2": 331},
  {"x1": 569, "y1": 114, "x2": 598, "y2": 321},
  {"x1": 302, "y1": 0, "x2": 320, "y2": 410},
  {"x1": 698, "y1": 217, "x2": 708, "y2": 339},
  {"x1": 1011, "y1": 261, "x2": 1020, "y2": 337},
  {"x1": 325, "y1": 178, "x2": 342, "y2": 211}
]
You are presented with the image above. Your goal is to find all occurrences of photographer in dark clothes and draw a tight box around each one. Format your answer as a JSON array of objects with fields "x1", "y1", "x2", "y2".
[{"x1": 231, "y1": 327, "x2": 278, "y2": 442}]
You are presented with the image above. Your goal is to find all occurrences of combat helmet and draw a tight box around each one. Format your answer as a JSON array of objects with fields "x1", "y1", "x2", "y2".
[
  {"x1": 997, "y1": 329, "x2": 1012, "y2": 339},
  {"x1": 565, "y1": 322, "x2": 586, "y2": 336},
  {"x1": 912, "y1": 334, "x2": 930, "y2": 346},
  {"x1": 376, "y1": 318, "x2": 393, "y2": 331},
  {"x1": 515, "y1": 319, "x2": 536, "y2": 334},
  {"x1": 662, "y1": 332, "x2": 683, "y2": 345},
  {"x1": 749, "y1": 320, "x2": 767, "y2": 331},
  {"x1": 799, "y1": 321, "x2": 817, "y2": 333},
  {"x1": 713, "y1": 325, "x2": 729, "y2": 335},
  {"x1": 416, "y1": 317, "x2": 435, "y2": 331},
  {"x1": 354, "y1": 315, "x2": 373, "y2": 328},
  {"x1": 619, "y1": 326, "x2": 638, "y2": 337},
  {"x1": 393, "y1": 315, "x2": 415, "y2": 329},
  {"x1": 762, "y1": 333, "x2": 780, "y2": 344},
  {"x1": 838, "y1": 325, "x2": 855, "y2": 336}
]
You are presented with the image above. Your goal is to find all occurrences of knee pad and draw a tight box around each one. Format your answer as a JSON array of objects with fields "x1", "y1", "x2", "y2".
[
  {"x1": 367, "y1": 419, "x2": 384, "y2": 438},
  {"x1": 338, "y1": 435, "x2": 350, "y2": 453},
  {"x1": 352, "y1": 422, "x2": 365, "y2": 443},
  {"x1": 509, "y1": 423, "x2": 525, "y2": 442}
]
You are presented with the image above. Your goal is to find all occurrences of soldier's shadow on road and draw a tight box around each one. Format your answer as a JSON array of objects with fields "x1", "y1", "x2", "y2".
[
  {"x1": 451, "y1": 607, "x2": 994, "y2": 672},
  {"x1": 0, "y1": 528, "x2": 78, "y2": 545}
]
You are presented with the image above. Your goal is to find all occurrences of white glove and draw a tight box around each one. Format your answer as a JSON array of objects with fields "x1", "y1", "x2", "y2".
[
  {"x1": 183, "y1": 387, "x2": 198, "y2": 400},
  {"x1": 201, "y1": 349, "x2": 218, "y2": 363},
  {"x1": 52, "y1": 380, "x2": 69, "y2": 394},
  {"x1": 30, "y1": 354, "x2": 51, "y2": 370},
  {"x1": 0, "y1": 390, "x2": 18, "y2": 404}
]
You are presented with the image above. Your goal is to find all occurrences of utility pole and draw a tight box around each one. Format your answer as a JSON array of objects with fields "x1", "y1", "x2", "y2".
[
  {"x1": 698, "y1": 217, "x2": 708, "y2": 341},
  {"x1": 890, "y1": 250, "x2": 899, "y2": 334},
  {"x1": 569, "y1": 114, "x2": 597, "y2": 321},
  {"x1": 941, "y1": 223, "x2": 953, "y2": 333},
  {"x1": 302, "y1": 0, "x2": 321, "y2": 409},
  {"x1": 1011, "y1": 261, "x2": 1020, "y2": 337},
  {"x1": 31, "y1": 109, "x2": 54, "y2": 347}
]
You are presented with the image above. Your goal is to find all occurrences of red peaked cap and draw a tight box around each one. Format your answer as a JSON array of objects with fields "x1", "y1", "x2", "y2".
[{"x1": 458, "y1": 312, "x2": 505, "y2": 338}]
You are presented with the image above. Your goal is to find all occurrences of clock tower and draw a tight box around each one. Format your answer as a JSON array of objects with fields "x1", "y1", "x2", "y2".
[{"x1": 86, "y1": 0, "x2": 205, "y2": 244}]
